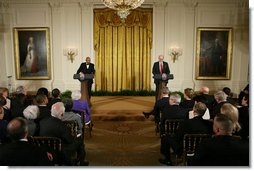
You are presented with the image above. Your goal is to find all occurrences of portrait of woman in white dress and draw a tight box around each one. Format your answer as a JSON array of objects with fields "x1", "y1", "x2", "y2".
[{"x1": 21, "y1": 36, "x2": 38, "y2": 73}]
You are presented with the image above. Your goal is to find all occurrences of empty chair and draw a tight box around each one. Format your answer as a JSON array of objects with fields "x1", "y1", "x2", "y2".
[{"x1": 183, "y1": 134, "x2": 211, "y2": 165}]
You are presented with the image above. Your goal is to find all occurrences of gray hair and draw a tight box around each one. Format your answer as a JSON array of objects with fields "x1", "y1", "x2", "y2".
[
  {"x1": 214, "y1": 91, "x2": 227, "y2": 102},
  {"x1": 51, "y1": 102, "x2": 65, "y2": 119},
  {"x1": 16, "y1": 86, "x2": 26, "y2": 95},
  {"x1": 71, "y1": 90, "x2": 81, "y2": 100},
  {"x1": 23, "y1": 105, "x2": 39, "y2": 120},
  {"x1": 170, "y1": 93, "x2": 181, "y2": 104}
]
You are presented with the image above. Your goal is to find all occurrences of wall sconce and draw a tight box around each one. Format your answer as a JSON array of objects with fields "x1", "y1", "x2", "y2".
[
  {"x1": 169, "y1": 47, "x2": 183, "y2": 63},
  {"x1": 64, "y1": 48, "x2": 78, "y2": 63}
]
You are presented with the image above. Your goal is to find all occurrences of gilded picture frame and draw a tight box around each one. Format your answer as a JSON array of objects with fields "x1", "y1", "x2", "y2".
[
  {"x1": 195, "y1": 27, "x2": 232, "y2": 80},
  {"x1": 13, "y1": 27, "x2": 51, "y2": 80}
]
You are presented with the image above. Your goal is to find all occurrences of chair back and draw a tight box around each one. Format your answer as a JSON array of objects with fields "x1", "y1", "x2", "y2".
[
  {"x1": 63, "y1": 120, "x2": 79, "y2": 138},
  {"x1": 183, "y1": 133, "x2": 211, "y2": 165},
  {"x1": 28, "y1": 136, "x2": 62, "y2": 152},
  {"x1": 164, "y1": 119, "x2": 184, "y2": 136}
]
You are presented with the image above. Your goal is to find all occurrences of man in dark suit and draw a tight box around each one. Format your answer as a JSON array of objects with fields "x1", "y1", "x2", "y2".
[
  {"x1": 76, "y1": 57, "x2": 95, "y2": 99},
  {"x1": 159, "y1": 102, "x2": 213, "y2": 165},
  {"x1": 190, "y1": 114, "x2": 249, "y2": 166},
  {"x1": 160, "y1": 93, "x2": 188, "y2": 136},
  {"x1": 0, "y1": 117, "x2": 52, "y2": 166},
  {"x1": 39, "y1": 102, "x2": 88, "y2": 166},
  {"x1": 200, "y1": 86, "x2": 215, "y2": 112},
  {"x1": 143, "y1": 87, "x2": 169, "y2": 132},
  {"x1": 152, "y1": 55, "x2": 170, "y2": 101}
]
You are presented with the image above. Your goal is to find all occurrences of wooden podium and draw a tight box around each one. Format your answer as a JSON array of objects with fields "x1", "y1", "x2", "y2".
[
  {"x1": 153, "y1": 73, "x2": 174, "y2": 101},
  {"x1": 73, "y1": 74, "x2": 94, "y2": 106}
]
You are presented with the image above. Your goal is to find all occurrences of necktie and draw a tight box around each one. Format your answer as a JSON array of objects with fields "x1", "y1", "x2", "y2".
[{"x1": 160, "y1": 63, "x2": 163, "y2": 74}]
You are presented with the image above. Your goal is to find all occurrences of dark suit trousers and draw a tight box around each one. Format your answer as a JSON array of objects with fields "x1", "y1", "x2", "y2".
[{"x1": 161, "y1": 135, "x2": 182, "y2": 161}]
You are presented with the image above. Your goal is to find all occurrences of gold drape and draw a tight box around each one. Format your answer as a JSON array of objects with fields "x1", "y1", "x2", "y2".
[{"x1": 94, "y1": 8, "x2": 153, "y2": 92}]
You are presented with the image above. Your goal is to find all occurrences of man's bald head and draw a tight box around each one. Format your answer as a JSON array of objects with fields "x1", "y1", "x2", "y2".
[
  {"x1": 7, "y1": 117, "x2": 28, "y2": 141},
  {"x1": 200, "y1": 86, "x2": 209, "y2": 94}
]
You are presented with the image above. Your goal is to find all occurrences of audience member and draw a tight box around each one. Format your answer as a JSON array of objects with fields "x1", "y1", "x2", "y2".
[
  {"x1": 0, "y1": 106, "x2": 8, "y2": 143},
  {"x1": 238, "y1": 93, "x2": 249, "y2": 140},
  {"x1": 71, "y1": 90, "x2": 91, "y2": 125},
  {"x1": 160, "y1": 93, "x2": 188, "y2": 136},
  {"x1": 180, "y1": 88, "x2": 195, "y2": 111},
  {"x1": 143, "y1": 87, "x2": 170, "y2": 124},
  {"x1": 190, "y1": 114, "x2": 249, "y2": 166},
  {"x1": 222, "y1": 87, "x2": 237, "y2": 105},
  {"x1": 159, "y1": 102, "x2": 212, "y2": 165},
  {"x1": 220, "y1": 103, "x2": 241, "y2": 134},
  {"x1": 48, "y1": 88, "x2": 62, "y2": 109},
  {"x1": 10, "y1": 86, "x2": 29, "y2": 119},
  {"x1": 62, "y1": 98, "x2": 83, "y2": 136},
  {"x1": 36, "y1": 87, "x2": 49, "y2": 98},
  {"x1": 35, "y1": 94, "x2": 51, "y2": 120},
  {"x1": 199, "y1": 86, "x2": 215, "y2": 111},
  {"x1": 188, "y1": 95, "x2": 210, "y2": 120},
  {"x1": 238, "y1": 84, "x2": 249, "y2": 106},
  {"x1": 0, "y1": 87, "x2": 11, "y2": 110},
  {"x1": 23, "y1": 105, "x2": 40, "y2": 136},
  {"x1": 210, "y1": 91, "x2": 228, "y2": 119},
  {"x1": 39, "y1": 102, "x2": 88, "y2": 166},
  {"x1": 0, "y1": 88, "x2": 11, "y2": 122},
  {"x1": 0, "y1": 117, "x2": 52, "y2": 166}
]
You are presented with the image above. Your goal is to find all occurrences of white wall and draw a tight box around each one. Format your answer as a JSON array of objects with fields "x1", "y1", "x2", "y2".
[{"x1": 0, "y1": 0, "x2": 249, "y2": 96}]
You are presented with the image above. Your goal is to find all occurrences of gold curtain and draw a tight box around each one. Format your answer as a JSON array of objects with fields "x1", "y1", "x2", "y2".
[{"x1": 94, "y1": 8, "x2": 153, "y2": 92}]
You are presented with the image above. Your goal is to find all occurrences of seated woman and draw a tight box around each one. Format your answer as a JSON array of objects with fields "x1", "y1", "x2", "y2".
[
  {"x1": 62, "y1": 98, "x2": 83, "y2": 136},
  {"x1": 71, "y1": 90, "x2": 91, "y2": 125}
]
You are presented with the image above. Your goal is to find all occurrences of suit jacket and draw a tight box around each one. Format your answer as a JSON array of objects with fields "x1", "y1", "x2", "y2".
[
  {"x1": 76, "y1": 62, "x2": 95, "y2": 84},
  {"x1": 39, "y1": 116, "x2": 74, "y2": 144},
  {"x1": 152, "y1": 61, "x2": 170, "y2": 83},
  {"x1": 190, "y1": 135, "x2": 249, "y2": 166},
  {"x1": 0, "y1": 140, "x2": 52, "y2": 166},
  {"x1": 238, "y1": 106, "x2": 249, "y2": 140},
  {"x1": 211, "y1": 101, "x2": 228, "y2": 119},
  {"x1": 154, "y1": 97, "x2": 169, "y2": 116},
  {"x1": 173, "y1": 116, "x2": 213, "y2": 143},
  {"x1": 160, "y1": 105, "x2": 188, "y2": 135}
]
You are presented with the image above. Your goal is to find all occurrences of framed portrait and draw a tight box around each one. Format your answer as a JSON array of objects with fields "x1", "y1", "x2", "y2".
[
  {"x1": 195, "y1": 27, "x2": 232, "y2": 80},
  {"x1": 13, "y1": 27, "x2": 51, "y2": 80}
]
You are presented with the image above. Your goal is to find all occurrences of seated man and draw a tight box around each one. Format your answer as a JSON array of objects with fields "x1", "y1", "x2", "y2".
[
  {"x1": 190, "y1": 114, "x2": 249, "y2": 166},
  {"x1": 143, "y1": 87, "x2": 170, "y2": 124},
  {"x1": 159, "y1": 102, "x2": 213, "y2": 166},
  {"x1": 160, "y1": 93, "x2": 188, "y2": 136},
  {"x1": 0, "y1": 117, "x2": 52, "y2": 166},
  {"x1": 39, "y1": 102, "x2": 88, "y2": 166}
]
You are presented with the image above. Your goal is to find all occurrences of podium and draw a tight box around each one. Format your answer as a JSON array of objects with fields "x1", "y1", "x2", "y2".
[
  {"x1": 73, "y1": 74, "x2": 94, "y2": 106},
  {"x1": 153, "y1": 73, "x2": 174, "y2": 101}
]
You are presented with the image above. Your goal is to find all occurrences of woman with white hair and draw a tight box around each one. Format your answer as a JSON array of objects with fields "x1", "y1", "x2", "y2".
[
  {"x1": 71, "y1": 90, "x2": 91, "y2": 124},
  {"x1": 23, "y1": 105, "x2": 40, "y2": 136}
]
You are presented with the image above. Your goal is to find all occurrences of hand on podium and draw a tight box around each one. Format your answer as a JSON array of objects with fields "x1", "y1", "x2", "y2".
[{"x1": 79, "y1": 72, "x2": 85, "y2": 80}]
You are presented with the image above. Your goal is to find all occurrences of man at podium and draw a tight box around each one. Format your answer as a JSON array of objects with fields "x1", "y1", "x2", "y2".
[
  {"x1": 152, "y1": 55, "x2": 170, "y2": 100},
  {"x1": 76, "y1": 57, "x2": 95, "y2": 99}
]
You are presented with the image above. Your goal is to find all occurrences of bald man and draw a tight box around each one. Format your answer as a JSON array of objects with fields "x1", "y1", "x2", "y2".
[
  {"x1": 152, "y1": 55, "x2": 170, "y2": 100},
  {"x1": 199, "y1": 86, "x2": 215, "y2": 112},
  {"x1": 76, "y1": 57, "x2": 95, "y2": 99},
  {"x1": 0, "y1": 117, "x2": 52, "y2": 166}
]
